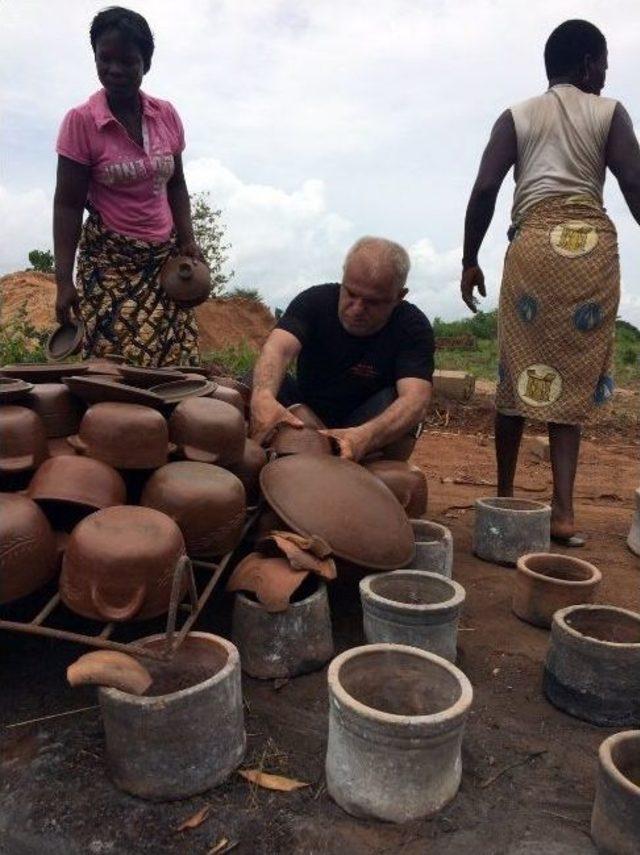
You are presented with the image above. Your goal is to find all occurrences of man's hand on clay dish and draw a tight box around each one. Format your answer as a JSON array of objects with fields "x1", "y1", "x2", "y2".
[
  {"x1": 320, "y1": 426, "x2": 373, "y2": 463},
  {"x1": 249, "y1": 391, "x2": 304, "y2": 446}
]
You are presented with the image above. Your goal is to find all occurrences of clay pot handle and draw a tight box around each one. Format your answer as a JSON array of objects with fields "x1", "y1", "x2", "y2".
[
  {"x1": 178, "y1": 260, "x2": 193, "y2": 280},
  {"x1": 90, "y1": 581, "x2": 146, "y2": 622}
]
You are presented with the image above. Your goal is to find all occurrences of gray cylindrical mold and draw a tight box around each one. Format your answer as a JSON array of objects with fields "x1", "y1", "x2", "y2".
[
  {"x1": 473, "y1": 496, "x2": 550, "y2": 565},
  {"x1": 404, "y1": 519, "x2": 453, "y2": 577},
  {"x1": 232, "y1": 582, "x2": 334, "y2": 679},
  {"x1": 591, "y1": 730, "x2": 640, "y2": 854},
  {"x1": 360, "y1": 571, "x2": 465, "y2": 662},
  {"x1": 99, "y1": 632, "x2": 245, "y2": 800},
  {"x1": 326, "y1": 643, "x2": 473, "y2": 823},
  {"x1": 628, "y1": 487, "x2": 640, "y2": 557}
]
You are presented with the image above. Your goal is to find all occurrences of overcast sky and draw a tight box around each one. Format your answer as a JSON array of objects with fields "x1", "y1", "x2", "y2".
[{"x1": 2, "y1": 0, "x2": 639, "y2": 324}]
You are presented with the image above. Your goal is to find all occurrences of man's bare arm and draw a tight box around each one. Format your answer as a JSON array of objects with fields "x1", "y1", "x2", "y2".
[{"x1": 249, "y1": 329, "x2": 304, "y2": 441}]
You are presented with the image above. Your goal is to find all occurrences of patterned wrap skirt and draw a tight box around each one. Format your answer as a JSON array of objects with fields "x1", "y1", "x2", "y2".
[
  {"x1": 496, "y1": 195, "x2": 620, "y2": 424},
  {"x1": 76, "y1": 212, "x2": 199, "y2": 366}
]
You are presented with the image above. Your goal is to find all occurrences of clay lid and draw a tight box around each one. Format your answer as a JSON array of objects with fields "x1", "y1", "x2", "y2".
[
  {"x1": 1, "y1": 363, "x2": 89, "y2": 382},
  {"x1": 45, "y1": 319, "x2": 84, "y2": 361},
  {"x1": 226, "y1": 552, "x2": 310, "y2": 612},
  {"x1": 160, "y1": 256, "x2": 211, "y2": 308},
  {"x1": 118, "y1": 365, "x2": 183, "y2": 388},
  {"x1": 24, "y1": 382, "x2": 85, "y2": 438},
  {"x1": 68, "y1": 402, "x2": 173, "y2": 469},
  {"x1": 259, "y1": 454, "x2": 415, "y2": 569},
  {"x1": 27, "y1": 455, "x2": 127, "y2": 511},
  {"x1": 64, "y1": 375, "x2": 163, "y2": 408},
  {"x1": 0, "y1": 406, "x2": 49, "y2": 473},
  {"x1": 149, "y1": 377, "x2": 217, "y2": 404},
  {"x1": 169, "y1": 397, "x2": 245, "y2": 466},
  {"x1": 0, "y1": 377, "x2": 34, "y2": 403}
]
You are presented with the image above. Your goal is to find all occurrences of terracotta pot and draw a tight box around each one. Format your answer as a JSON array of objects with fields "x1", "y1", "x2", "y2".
[
  {"x1": 364, "y1": 460, "x2": 428, "y2": 517},
  {"x1": 513, "y1": 553, "x2": 602, "y2": 628},
  {"x1": 47, "y1": 437, "x2": 78, "y2": 458},
  {"x1": 60, "y1": 506, "x2": 186, "y2": 621},
  {"x1": 68, "y1": 402, "x2": 173, "y2": 469},
  {"x1": 208, "y1": 383, "x2": 245, "y2": 414},
  {"x1": 0, "y1": 406, "x2": 48, "y2": 474},
  {"x1": 28, "y1": 455, "x2": 127, "y2": 517},
  {"x1": 160, "y1": 256, "x2": 211, "y2": 308},
  {"x1": 149, "y1": 377, "x2": 217, "y2": 404},
  {"x1": 211, "y1": 376, "x2": 252, "y2": 407},
  {"x1": 45, "y1": 319, "x2": 84, "y2": 361},
  {"x1": 24, "y1": 382, "x2": 85, "y2": 438},
  {"x1": 288, "y1": 403, "x2": 326, "y2": 429},
  {"x1": 591, "y1": 730, "x2": 640, "y2": 854},
  {"x1": 229, "y1": 439, "x2": 267, "y2": 505},
  {"x1": 169, "y1": 397, "x2": 245, "y2": 466},
  {"x1": 0, "y1": 493, "x2": 58, "y2": 604},
  {"x1": 270, "y1": 423, "x2": 334, "y2": 456},
  {"x1": 141, "y1": 461, "x2": 246, "y2": 557},
  {"x1": 0, "y1": 377, "x2": 34, "y2": 404}
]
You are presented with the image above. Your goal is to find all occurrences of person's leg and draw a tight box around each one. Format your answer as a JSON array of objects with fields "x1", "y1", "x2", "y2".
[
  {"x1": 548, "y1": 421, "x2": 582, "y2": 543},
  {"x1": 342, "y1": 387, "x2": 419, "y2": 461},
  {"x1": 495, "y1": 412, "x2": 525, "y2": 496}
]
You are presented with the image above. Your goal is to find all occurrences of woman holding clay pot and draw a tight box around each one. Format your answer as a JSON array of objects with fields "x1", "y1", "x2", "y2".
[
  {"x1": 53, "y1": 7, "x2": 202, "y2": 366},
  {"x1": 460, "y1": 20, "x2": 640, "y2": 545}
]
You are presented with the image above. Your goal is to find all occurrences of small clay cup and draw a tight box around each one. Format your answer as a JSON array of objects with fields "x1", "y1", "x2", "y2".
[
  {"x1": 169, "y1": 397, "x2": 245, "y2": 467},
  {"x1": 45, "y1": 319, "x2": 84, "y2": 361},
  {"x1": 0, "y1": 406, "x2": 48, "y2": 475},
  {"x1": 0, "y1": 493, "x2": 58, "y2": 604},
  {"x1": 160, "y1": 256, "x2": 211, "y2": 308},
  {"x1": 513, "y1": 553, "x2": 602, "y2": 628},
  {"x1": 24, "y1": 382, "x2": 85, "y2": 438}
]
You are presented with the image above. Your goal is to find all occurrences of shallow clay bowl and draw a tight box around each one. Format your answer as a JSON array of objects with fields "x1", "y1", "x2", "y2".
[
  {"x1": 1, "y1": 363, "x2": 89, "y2": 383},
  {"x1": 0, "y1": 377, "x2": 34, "y2": 403},
  {"x1": 64, "y1": 376, "x2": 163, "y2": 409},
  {"x1": 149, "y1": 377, "x2": 217, "y2": 404},
  {"x1": 45, "y1": 319, "x2": 85, "y2": 361},
  {"x1": 260, "y1": 454, "x2": 415, "y2": 570},
  {"x1": 118, "y1": 365, "x2": 182, "y2": 388}
]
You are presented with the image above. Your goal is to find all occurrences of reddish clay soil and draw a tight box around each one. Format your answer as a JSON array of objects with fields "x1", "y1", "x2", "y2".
[{"x1": 0, "y1": 415, "x2": 638, "y2": 853}]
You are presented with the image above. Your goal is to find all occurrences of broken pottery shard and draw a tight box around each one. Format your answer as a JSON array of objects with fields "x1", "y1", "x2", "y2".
[
  {"x1": 67, "y1": 651, "x2": 152, "y2": 695},
  {"x1": 258, "y1": 532, "x2": 336, "y2": 580},
  {"x1": 226, "y1": 553, "x2": 309, "y2": 612}
]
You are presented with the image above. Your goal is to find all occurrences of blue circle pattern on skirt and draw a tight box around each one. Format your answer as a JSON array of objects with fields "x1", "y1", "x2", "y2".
[
  {"x1": 517, "y1": 295, "x2": 538, "y2": 324},
  {"x1": 594, "y1": 374, "x2": 615, "y2": 405},
  {"x1": 574, "y1": 302, "x2": 603, "y2": 332}
]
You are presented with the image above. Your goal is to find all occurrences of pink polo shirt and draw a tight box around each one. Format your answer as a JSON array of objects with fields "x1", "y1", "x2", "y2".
[{"x1": 56, "y1": 89, "x2": 185, "y2": 242}]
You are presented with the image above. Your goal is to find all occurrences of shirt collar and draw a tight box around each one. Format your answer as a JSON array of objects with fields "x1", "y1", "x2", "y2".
[{"x1": 89, "y1": 89, "x2": 159, "y2": 129}]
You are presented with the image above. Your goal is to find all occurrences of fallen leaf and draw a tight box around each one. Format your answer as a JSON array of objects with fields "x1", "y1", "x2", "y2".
[
  {"x1": 175, "y1": 805, "x2": 211, "y2": 831},
  {"x1": 207, "y1": 837, "x2": 239, "y2": 854},
  {"x1": 238, "y1": 769, "x2": 310, "y2": 791}
]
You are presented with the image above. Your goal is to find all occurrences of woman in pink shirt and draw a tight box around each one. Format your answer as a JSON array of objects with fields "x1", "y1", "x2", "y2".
[{"x1": 53, "y1": 7, "x2": 202, "y2": 366}]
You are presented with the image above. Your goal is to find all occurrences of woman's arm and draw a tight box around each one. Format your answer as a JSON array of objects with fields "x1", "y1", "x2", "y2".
[
  {"x1": 606, "y1": 103, "x2": 640, "y2": 226},
  {"x1": 167, "y1": 154, "x2": 204, "y2": 260},
  {"x1": 460, "y1": 109, "x2": 517, "y2": 313},
  {"x1": 53, "y1": 155, "x2": 89, "y2": 324}
]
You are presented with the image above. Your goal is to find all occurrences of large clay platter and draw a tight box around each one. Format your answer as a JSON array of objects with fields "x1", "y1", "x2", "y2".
[
  {"x1": 0, "y1": 377, "x2": 34, "y2": 403},
  {"x1": 259, "y1": 454, "x2": 415, "y2": 569},
  {"x1": 1, "y1": 363, "x2": 89, "y2": 383},
  {"x1": 63, "y1": 376, "x2": 163, "y2": 408}
]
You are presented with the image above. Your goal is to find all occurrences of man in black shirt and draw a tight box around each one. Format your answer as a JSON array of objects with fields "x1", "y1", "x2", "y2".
[{"x1": 250, "y1": 236, "x2": 434, "y2": 461}]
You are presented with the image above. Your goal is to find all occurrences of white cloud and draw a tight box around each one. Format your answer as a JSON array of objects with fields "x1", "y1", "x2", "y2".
[{"x1": 0, "y1": 186, "x2": 51, "y2": 274}]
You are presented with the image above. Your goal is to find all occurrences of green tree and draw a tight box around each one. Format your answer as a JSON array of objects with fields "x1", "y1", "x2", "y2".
[
  {"x1": 226, "y1": 286, "x2": 264, "y2": 304},
  {"x1": 190, "y1": 192, "x2": 233, "y2": 296},
  {"x1": 28, "y1": 249, "x2": 54, "y2": 273}
]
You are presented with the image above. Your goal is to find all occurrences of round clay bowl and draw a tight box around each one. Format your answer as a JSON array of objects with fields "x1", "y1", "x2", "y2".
[
  {"x1": 513, "y1": 553, "x2": 602, "y2": 628},
  {"x1": 207, "y1": 383, "x2": 244, "y2": 414},
  {"x1": 141, "y1": 462, "x2": 246, "y2": 557},
  {"x1": 160, "y1": 256, "x2": 211, "y2": 308},
  {"x1": 68, "y1": 402, "x2": 173, "y2": 469},
  {"x1": 230, "y1": 438, "x2": 267, "y2": 505},
  {"x1": 0, "y1": 377, "x2": 34, "y2": 403},
  {"x1": 0, "y1": 493, "x2": 58, "y2": 604},
  {"x1": 118, "y1": 365, "x2": 182, "y2": 388},
  {"x1": 24, "y1": 382, "x2": 85, "y2": 438},
  {"x1": 149, "y1": 377, "x2": 217, "y2": 404},
  {"x1": 364, "y1": 460, "x2": 428, "y2": 517},
  {"x1": 60, "y1": 506, "x2": 186, "y2": 622},
  {"x1": 64, "y1": 376, "x2": 163, "y2": 409},
  {"x1": 0, "y1": 363, "x2": 89, "y2": 382},
  {"x1": 45, "y1": 319, "x2": 84, "y2": 361},
  {"x1": 169, "y1": 397, "x2": 245, "y2": 466},
  {"x1": 270, "y1": 423, "x2": 334, "y2": 456},
  {"x1": 0, "y1": 406, "x2": 48, "y2": 474},
  {"x1": 259, "y1": 454, "x2": 415, "y2": 569},
  {"x1": 28, "y1": 455, "x2": 127, "y2": 513}
]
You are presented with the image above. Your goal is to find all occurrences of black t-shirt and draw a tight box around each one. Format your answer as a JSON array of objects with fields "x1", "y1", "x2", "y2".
[{"x1": 276, "y1": 283, "x2": 434, "y2": 425}]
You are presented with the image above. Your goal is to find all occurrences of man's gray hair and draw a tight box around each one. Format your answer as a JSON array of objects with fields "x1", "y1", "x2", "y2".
[{"x1": 343, "y1": 236, "x2": 411, "y2": 291}]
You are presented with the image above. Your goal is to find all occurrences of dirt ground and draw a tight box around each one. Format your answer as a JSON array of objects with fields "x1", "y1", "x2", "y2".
[{"x1": 1, "y1": 408, "x2": 639, "y2": 854}]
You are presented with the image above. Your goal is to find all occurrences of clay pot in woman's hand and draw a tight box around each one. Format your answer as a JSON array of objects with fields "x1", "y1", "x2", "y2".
[
  {"x1": 160, "y1": 255, "x2": 211, "y2": 308},
  {"x1": 0, "y1": 406, "x2": 48, "y2": 475},
  {"x1": 169, "y1": 397, "x2": 245, "y2": 466},
  {"x1": 0, "y1": 494, "x2": 58, "y2": 604},
  {"x1": 24, "y1": 382, "x2": 85, "y2": 438},
  {"x1": 68, "y1": 402, "x2": 173, "y2": 469},
  {"x1": 363, "y1": 460, "x2": 428, "y2": 518},
  {"x1": 60, "y1": 505, "x2": 186, "y2": 622},
  {"x1": 141, "y1": 462, "x2": 246, "y2": 557}
]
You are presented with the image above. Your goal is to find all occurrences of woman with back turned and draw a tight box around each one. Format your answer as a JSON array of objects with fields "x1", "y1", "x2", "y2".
[
  {"x1": 461, "y1": 20, "x2": 640, "y2": 545},
  {"x1": 53, "y1": 6, "x2": 202, "y2": 366}
]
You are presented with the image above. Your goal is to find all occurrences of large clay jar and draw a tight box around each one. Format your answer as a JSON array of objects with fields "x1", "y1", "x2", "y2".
[
  {"x1": 0, "y1": 406, "x2": 48, "y2": 475},
  {"x1": 24, "y1": 382, "x2": 85, "y2": 438},
  {"x1": 591, "y1": 730, "x2": 640, "y2": 854},
  {"x1": 60, "y1": 506, "x2": 186, "y2": 621},
  {"x1": 160, "y1": 255, "x2": 211, "y2": 308},
  {"x1": 68, "y1": 402, "x2": 173, "y2": 469},
  {"x1": 169, "y1": 397, "x2": 245, "y2": 466},
  {"x1": 513, "y1": 553, "x2": 602, "y2": 628},
  {"x1": 0, "y1": 493, "x2": 58, "y2": 604},
  {"x1": 229, "y1": 438, "x2": 267, "y2": 505},
  {"x1": 363, "y1": 460, "x2": 428, "y2": 517},
  {"x1": 141, "y1": 462, "x2": 246, "y2": 557}
]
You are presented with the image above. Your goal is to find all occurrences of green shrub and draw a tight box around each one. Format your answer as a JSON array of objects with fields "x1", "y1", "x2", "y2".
[
  {"x1": 203, "y1": 338, "x2": 258, "y2": 377},
  {"x1": 0, "y1": 304, "x2": 49, "y2": 364}
]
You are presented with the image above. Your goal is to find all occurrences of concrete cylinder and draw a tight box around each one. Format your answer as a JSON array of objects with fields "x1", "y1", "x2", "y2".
[
  {"x1": 591, "y1": 730, "x2": 640, "y2": 854},
  {"x1": 405, "y1": 520, "x2": 453, "y2": 577},
  {"x1": 99, "y1": 632, "x2": 245, "y2": 800},
  {"x1": 473, "y1": 497, "x2": 550, "y2": 565},
  {"x1": 544, "y1": 605, "x2": 640, "y2": 726},
  {"x1": 326, "y1": 643, "x2": 473, "y2": 822},
  {"x1": 360, "y1": 571, "x2": 465, "y2": 662},
  {"x1": 513, "y1": 553, "x2": 602, "y2": 628},
  {"x1": 232, "y1": 581, "x2": 334, "y2": 679},
  {"x1": 627, "y1": 487, "x2": 640, "y2": 557}
]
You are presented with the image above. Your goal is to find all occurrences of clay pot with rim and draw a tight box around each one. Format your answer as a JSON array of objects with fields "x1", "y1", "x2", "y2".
[
  {"x1": 628, "y1": 487, "x2": 640, "y2": 557},
  {"x1": 591, "y1": 730, "x2": 640, "y2": 854},
  {"x1": 405, "y1": 520, "x2": 454, "y2": 577},
  {"x1": 68, "y1": 402, "x2": 173, "y2": 469},
  {"x1": 0, "y1": 406, "x2": 48, "y2": 475},
  {"x1": 363, "y1": 460, "x2": 428, "y2": 518},
  {"x1": 473, "y1": 496, "x2": 551, "y2": 565},
  {"x1": 229, "y1": 438, "x2": 267, "y2": 505},
  {"x1": 160, "y1": 255, "x2": 211, "y2": 308},
  {"x1": 0, "y1": 377, "x2": 33, "y2": 404},
  {"x1": 60, "y1": 506, "x2": 186, "y2": 621},
  {"x1": 24, "y1": 382, "x2": 85, "y2": 438},
  {"x1": 169, "y1": 397, "x2": 245, "y2": 467},
  {"x1": 141, "y1": 461, "x2": 246, "y2": 557},
  {"x1": 513, "y1": 553, "x2": 602, "y2": 628},
  {"x1": 0, "y1": 493, "x2": 58, "y2": 604},
  {"x1": 544, "y1": 605, "x2": 640, "y2": 726},
  {"x1": 45, "y1": 318, "x2": 84, "y2": 361}
]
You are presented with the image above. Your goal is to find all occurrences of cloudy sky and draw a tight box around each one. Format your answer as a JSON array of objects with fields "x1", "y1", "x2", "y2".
[{"x1": 2, "y1": 0, "x2": 639, "y2": 323}]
